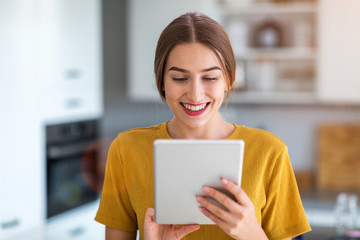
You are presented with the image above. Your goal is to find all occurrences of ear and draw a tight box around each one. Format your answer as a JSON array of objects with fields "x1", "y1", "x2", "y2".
[
  {"x1": 225, "y1": 83, "x2": 231, "y2": 92},
  {"x1": 224, "y1": 74, "x2": 232, "y2": 92}
]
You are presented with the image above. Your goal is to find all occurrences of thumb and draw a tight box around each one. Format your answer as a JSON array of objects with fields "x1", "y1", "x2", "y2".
[
  {"x1": 145, "y1": 208, "x2": 155, "y2": 223},
  {"x1": 174, "y1": 224, "x2": 200, "y2": 239}
]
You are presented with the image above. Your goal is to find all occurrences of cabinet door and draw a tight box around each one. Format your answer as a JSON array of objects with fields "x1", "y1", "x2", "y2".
[
  {"x1": 127, "y1": 0, "x2": 219, "y2": 101},
  {"x1": 317, "y1": 0, "x2": 360, "y2": 103},
  {"x1": 38, "y1": 0, "x2": 102, "y2": 120},
  {"x1": 0, "y1": 0, "x2": 44, "y2": 237}
]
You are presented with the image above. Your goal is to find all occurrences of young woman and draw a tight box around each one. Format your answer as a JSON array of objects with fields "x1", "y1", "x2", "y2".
[{"x1": 95, "y1": 12, "x2": 311, "y2": 240}]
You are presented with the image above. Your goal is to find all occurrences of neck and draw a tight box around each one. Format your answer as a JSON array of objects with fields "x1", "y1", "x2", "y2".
[{"x1": 166, "y1": 116, "x2": 234, "y2": 139}]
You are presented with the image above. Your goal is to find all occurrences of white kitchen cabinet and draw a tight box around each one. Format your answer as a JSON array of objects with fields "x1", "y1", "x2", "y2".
[
  {"x1": 317, "y1": 0, "x2": 360, "y2": 104},
  {"x1": 0, "y1": 0, "x2": 44, "y2": 237},
  {"x1": 0, "y1": 0, "x2": 102, "y2": 239},
  {"x1": 127, "y1": 0, "x2": 219, "y2": 101},
  {"x1": 38, "y1": 0, "x2": 102, "y2": 121}
]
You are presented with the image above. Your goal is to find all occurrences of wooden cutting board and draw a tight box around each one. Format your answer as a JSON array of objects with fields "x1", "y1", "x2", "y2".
[{"x1": 317, "y1": 123, "x2": 360, "y2": 192}]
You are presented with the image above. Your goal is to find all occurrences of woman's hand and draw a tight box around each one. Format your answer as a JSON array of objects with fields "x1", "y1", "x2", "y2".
[
  {"x1": 196, "y1": 178, "x2": 268, "y2": 240},
  {"x1": 144, "y1": 208, "x2": 200, "y2": 240}
]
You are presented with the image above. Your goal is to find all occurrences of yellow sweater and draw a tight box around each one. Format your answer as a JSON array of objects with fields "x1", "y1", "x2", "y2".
[{"x1": 95, "y1": 122, "x2": 311, "y2": 240}]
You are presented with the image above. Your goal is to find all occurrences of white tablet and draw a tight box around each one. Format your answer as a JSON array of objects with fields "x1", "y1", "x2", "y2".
[{"x1": 153, "y1": 139, "x2": 244, "y2": 225}]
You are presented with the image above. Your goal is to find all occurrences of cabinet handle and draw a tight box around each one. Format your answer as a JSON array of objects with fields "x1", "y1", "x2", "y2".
[
  {"x1": 65, "y1": 98, "x2": 82, "y2": 109},
  {"x1": 1, "y1": 218, "x2": 20, "y2": 230},
  {"x1": 68, "y1": 226, "x2": 85, "y2": 238},
  {"x1": 65, "y1": 69, "x2": 81, "y2": 79}
]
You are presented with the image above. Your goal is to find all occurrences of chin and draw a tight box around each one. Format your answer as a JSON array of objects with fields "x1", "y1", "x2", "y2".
[{"x1": 182, "y1": 115, "x2": 214, "y2": 129}]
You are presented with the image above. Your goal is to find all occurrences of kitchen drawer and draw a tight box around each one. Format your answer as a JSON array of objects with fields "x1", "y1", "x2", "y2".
[
  {"x1": 42, "y1": 84, "x2": 102, "y2": 121},
  {"x1": 44, "y1": 201, "x2": 104, "y2": 240},
  {"x1": 44, "y1": 221, "x2": 104, "y2": 240},
  {"x1": 0, "y1": 197, "x2": 42, "y2": 240}
]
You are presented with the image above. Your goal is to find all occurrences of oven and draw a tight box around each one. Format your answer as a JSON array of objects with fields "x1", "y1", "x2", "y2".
[{"x1": 46, "y1": 119, "x2": 100, "y2": 218}]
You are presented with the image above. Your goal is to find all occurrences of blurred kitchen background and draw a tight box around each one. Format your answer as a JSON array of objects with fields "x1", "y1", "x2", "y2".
[{"x1": 1, "y1": 0, "x2": 360, "y2": 239}]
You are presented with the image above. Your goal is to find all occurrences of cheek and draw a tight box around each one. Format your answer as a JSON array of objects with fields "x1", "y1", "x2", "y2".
[
  {"x1": 214, "y1": 89, "x2": 227, "y2": 99},
  {"x1": 212, "y1": 82, "x2": 228, "y2": 97},
  {"x1": 164, "y1": 83, "x2": 182, "y2": 100}
]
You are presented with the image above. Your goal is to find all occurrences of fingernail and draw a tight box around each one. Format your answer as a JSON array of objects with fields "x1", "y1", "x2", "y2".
[
  {"x1": 203, "y1": 187, "x2": 210, "y2": 193},
  {"x1": 200, "y1": 208, "x2": 206, "y2": 214},
  {"x1": 197, "y1": 196, "x2": 204, "y2": 203},
  {"x1": 221, "y1": 178, "x2": 228, "y2": 185}
]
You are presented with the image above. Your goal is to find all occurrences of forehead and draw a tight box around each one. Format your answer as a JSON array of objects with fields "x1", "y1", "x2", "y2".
[{"x1": 166, "y1": 43, "x2": 221, "y2": 71}]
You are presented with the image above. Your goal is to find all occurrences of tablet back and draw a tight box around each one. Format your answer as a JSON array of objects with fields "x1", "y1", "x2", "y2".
[{"x1": 153, "y1": 139, "x2": 244, "y2": 225}]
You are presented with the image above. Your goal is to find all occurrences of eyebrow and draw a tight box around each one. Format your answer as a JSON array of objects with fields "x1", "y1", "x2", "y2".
[{"x1": 168, "y1": 66, "x2": 221, "y2": 73}]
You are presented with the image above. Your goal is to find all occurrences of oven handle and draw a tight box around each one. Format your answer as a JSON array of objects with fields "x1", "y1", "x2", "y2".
[{"x1": 47, "y1": 140, "x2": 94, "y2": 159}]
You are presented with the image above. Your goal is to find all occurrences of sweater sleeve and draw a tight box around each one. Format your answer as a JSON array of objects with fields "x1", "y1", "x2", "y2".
[{"x1": 94, "y1": 138, "x2": 138, "y2": 232}]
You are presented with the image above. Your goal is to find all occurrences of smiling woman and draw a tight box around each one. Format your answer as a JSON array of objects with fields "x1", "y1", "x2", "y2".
[{"x1": 94, "y1": 12, "x2": 311, "y2": 240}]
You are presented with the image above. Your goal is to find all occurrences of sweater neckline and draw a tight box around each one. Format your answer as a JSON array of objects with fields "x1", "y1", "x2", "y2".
[{"x1": 160, "y1": 121, "x2": 241, "y2": 140}]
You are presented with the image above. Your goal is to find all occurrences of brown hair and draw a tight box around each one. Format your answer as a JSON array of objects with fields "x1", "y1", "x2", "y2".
[{"x1": 154, "y1": 12, "x2": 236, "y2": 101}]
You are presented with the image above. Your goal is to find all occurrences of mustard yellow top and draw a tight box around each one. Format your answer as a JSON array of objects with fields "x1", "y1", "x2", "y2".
[{"x1": 95, "y1": 122, "x2": 311, "y2": 240}]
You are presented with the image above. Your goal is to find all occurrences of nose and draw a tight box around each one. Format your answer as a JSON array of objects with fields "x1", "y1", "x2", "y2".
[{"x1": 187, "y1": 77, "x2": 204, "y2": 102}]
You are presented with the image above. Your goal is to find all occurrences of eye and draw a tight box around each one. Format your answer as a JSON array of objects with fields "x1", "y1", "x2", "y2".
[
  {"x1": 203, "y1": 77, "x2": 218, "y2": 81},
  {"x1": 172, "y1": 77, "x2": 188, "y2": 82}
]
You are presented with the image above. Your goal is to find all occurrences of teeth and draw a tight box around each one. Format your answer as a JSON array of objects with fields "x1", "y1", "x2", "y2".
[{"x1": 183, "y1": 103, "x2": 207, "y2": 112}]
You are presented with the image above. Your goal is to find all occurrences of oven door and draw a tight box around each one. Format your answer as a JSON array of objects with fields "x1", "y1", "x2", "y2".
[{"x1": 47, "y1": 139, "x2": 98, "y2": 218}]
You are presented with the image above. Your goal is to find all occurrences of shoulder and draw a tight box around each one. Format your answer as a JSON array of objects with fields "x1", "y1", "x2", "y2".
[
  {"x1": 106, "y1": 123, "x2": 166, "y2": 163},
  {"x1": 118, "y1": 123, "x2": 163, "y2": 139},
  {"x1": 112, "y1": 122, "x2": 166, "y2": 148},
  {"x1": 233, "y1": 125, "x2": 287, "y2": 153}
]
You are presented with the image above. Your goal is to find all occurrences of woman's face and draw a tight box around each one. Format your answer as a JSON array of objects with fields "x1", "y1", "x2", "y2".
[{"x1": 163, "y1": 43, "x2": 228, "y2": 129}]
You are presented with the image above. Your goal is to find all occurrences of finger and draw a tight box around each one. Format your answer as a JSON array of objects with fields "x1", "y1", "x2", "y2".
[
  {"x1": 199, "y1": 207, "x2": 229, "y2": 230},
  {"x1": 174, "y1": 224, "x2": 200, "y2": 239},
  {"x1": 221, "y1": 178, "x2": 252, "y2": 207},
  {"x1": 197, "y1": 195, "x2": 235, "y2": 223},
  {"x1": 201, "y1": 186, "x2": 241, "y2": 214}
]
